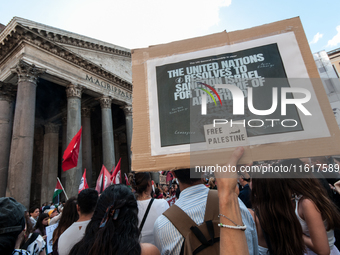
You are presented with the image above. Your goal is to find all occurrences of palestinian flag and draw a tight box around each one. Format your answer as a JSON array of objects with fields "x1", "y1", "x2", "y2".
[{"x1": 53, "y1": 179, "x2": 63, "y2": 202}]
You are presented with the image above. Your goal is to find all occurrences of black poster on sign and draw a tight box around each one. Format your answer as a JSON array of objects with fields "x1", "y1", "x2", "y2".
[{"x1": 155, "y1": 43, "x2": 303, "y2": 147}]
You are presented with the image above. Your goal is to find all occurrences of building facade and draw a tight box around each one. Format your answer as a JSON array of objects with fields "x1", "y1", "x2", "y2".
[
  {"x1": 328, "y1": 48, "x2": 340, "y2": 78},
  {"x1": 0, "y1": 17, "x2": 133, "y2": 208},
  {"x1": 313, "y1": 50, "x2": 340, "y2": 128}
]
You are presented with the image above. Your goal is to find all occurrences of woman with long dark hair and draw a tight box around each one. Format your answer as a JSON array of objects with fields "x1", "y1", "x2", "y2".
[
  {"x1": 284, "y1": 159, "x2": 340, "y2": 255},
  {"x1": 34, "y1": 213, "x2": 49, "y2": 240},
  {"x1": 251, "y1": 172, "x2": 306, "y2": 255},
  {"x1": 128, "y1": 172, "x2": 169, "y2": 244},
  {"x1": 69, "y1": 184, "x2": 159, "y2": 255},
  {"x1": 52, "y1": 196, "x2": 78, "y2": 255}
]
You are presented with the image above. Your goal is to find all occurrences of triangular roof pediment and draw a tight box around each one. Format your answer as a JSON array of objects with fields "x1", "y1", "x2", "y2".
[{"x1": 0, "y1": 17, "x2": 132, "y2": 90}]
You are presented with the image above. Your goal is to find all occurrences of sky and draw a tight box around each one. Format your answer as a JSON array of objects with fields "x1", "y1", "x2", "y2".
[{"x1": 0, "y1": 0, "x2": 339, "y2": 53}]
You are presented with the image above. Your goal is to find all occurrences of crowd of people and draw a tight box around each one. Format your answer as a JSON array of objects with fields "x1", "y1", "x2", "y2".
[{"x1": 1, "y1": 147, "x2": 340, "y2": 255}]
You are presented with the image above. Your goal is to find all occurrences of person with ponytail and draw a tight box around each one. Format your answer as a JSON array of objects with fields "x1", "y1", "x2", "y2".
[
  {"x1": 69, "y1": 184, "x2": 160, "y2": 255},
  {"x1": 128, "y1": 172, "x2": 169, "y2": 244},
  {"x1": 251, "y1": 172, "x2": 306, "y2": 255}
]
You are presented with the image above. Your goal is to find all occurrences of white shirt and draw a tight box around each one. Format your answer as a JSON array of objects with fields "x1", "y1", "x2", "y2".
[
  {"x1": 137, "y1": 198, "x2": 169, "y2": 244},
  {"x1": 30, "y1": 216, "x2": 37, "y2": 228},
  {"x1": 58, "y1": 220, "x2": 90, "y2": 255},
  {"x1": 154, "y1": 184, "x2": 259, "y2": 255}
]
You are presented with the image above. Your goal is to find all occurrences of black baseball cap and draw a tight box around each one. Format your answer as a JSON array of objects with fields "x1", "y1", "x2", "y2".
[{"x1": 0, "y1": 197, "x2": 26, "y2": 235}]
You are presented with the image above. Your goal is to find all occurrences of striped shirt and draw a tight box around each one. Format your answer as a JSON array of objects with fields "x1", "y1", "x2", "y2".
[{"x1": 154, "y1": 184, "x2": 259, "y2": 255}]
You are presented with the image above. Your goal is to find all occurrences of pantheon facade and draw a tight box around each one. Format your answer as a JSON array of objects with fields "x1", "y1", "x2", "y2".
[{"x1": 0, "y1": 17, "x2": 133, "y2": 208}]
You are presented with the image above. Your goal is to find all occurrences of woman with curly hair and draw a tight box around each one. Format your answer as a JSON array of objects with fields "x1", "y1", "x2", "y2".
[{"x1": 69, "y1": 184, "x2": 159, "y2": 255}]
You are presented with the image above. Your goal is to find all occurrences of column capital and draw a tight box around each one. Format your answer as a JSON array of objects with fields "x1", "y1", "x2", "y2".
[
  {"x1": 66, "y1": 84, "x2": 82, "y2": 98},
  {"x1": 0, "y1": 82, "x2": 16, "y2": 102},
  {"x1": 99, "y1": 96, "x2": 112, "y2": 109},
  {"x1": 121, "y1": 104, "x2": 132, "y2": 115},
  {"x1": 81, "y1": 107, "x2": 92, "y2": 117},
  {"x1": 11, "y1": 60, "x2": 46, "y2": 84},
  {"x1": 44, "y1": 123, "x2": 59, "y2": 134}
]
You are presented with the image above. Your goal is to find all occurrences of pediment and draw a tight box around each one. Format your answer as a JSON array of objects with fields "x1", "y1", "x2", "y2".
[{"x1": 0, "y1": 17, "x2": 132, "y2": 89}]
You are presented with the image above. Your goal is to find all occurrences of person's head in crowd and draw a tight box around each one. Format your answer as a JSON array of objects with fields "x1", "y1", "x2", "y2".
[
  {"x1": 162, "y1": 185, "x2": 168, "y2": 193},
  {"x1": 172, "y1": 168, "x2": 202, "y2": 191},
  {"x1": 77, "y1": 188, "x2": 98, "y2": 217},
  {"x1": 170, "y1": 185, "x2": 176, "y2": 196},
  {"x1": 251, "y1": 171, "x2": 305, "y2": 254},
  {"x1": 283, "y1": 159, "x2": 340, "y2": 231},
  {"x1": 238, "y1": 172, "x2": 250, "y2": 188},
  {"x1": 0, "y1": 198, "x2": 26, "y2": 255},
  {"x1": 69, "y1": 184, "x2": 141, "y2": 255},
  {"x1": 155, "y1": 188, "x2": 161, "y2": 198},
  {"x1": 53, "y1": 196, "x2": 79, "y2": 244},
  {"x1": 128, "y1": 172, "x2": 152, "y2": 199},
  {"x1": 208, "y1": 177, "x2": 216, "y2": 189},
  {"x1": 35, "y1": 213, "x2": 49, "y2": 235},
  {"x1": 48, "y1": 208, "x2": 58, "y2": 219},
  {"x1": 29, "y1": 206, "x2": 40, "y2": 220},
  {"x1": 43, "y1": 205, "x2": 50, "y2": 213}
]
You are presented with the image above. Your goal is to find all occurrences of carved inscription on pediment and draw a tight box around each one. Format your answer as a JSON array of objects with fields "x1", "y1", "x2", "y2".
[{"x1": 85, "y1": 74, "x2": 132, "y2": 101}]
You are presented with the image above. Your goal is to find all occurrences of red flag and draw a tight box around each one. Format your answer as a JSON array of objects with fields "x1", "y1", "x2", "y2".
[
  {"x1": 111, "y1": 158, "x2": 121, "y2": 184},
  {"x1": 166, "y1": 172, "x2": 173, "y2": 183},
  {"x1": 78, "y1": 169, "x2": 89, "y2": 194},
  {"x1": 124, "y1": 173, "x2": 130, "y2": 186},
  {"x1": 62, "y1": 127, "x2": 82, "y2": 171},
  {"x1": 95, "y1": 165, "x2": 111, "y2": 193}
]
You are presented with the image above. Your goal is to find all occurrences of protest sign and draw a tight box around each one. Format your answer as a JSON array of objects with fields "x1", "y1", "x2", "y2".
[
  {"x1": 131, "y1": 17, "x2": 340, "y2": 171},
  {"x1": 46, "y1": 223, "x2": 58, "y2": 254},
  {"x1": 159, "y1": 175, "x2": 166, "y2": 185},
  {"x1": 204, "y1": 124, "x2": 248, "y2": 149}
]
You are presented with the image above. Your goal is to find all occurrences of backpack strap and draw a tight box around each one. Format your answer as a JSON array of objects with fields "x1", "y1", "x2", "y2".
[
  {"x1": 204, "y1": 190, "x2": 219, "y2": 221},
  {"x1": 21, "y1": 232, "x2": 39, "y2": 250},
  {"x1": 163, "y1": 204, "x2": 197, "y2": 238},
  {"x1": 139, "y1": 198, "x2": 154, "y2": 232}
]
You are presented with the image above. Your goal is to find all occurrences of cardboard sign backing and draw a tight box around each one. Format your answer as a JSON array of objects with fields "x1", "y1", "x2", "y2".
[{"x1": 131, "y1": 17, "x2": 340, "y2": 172}]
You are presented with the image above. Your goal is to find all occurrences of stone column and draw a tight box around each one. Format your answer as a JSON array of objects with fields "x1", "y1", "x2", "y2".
[
  {"x1": 41, "y1": 123, "x2": 59, "y2": 204},
  {"x1": 81, "y1": 107, "x2": 92, "y2": 187},
  {"x1": 7, "y1": 61, "x2": 45, "y2": 208},
  {"x1": 99, "y1": 96, "x2": 115, "y2": 171},
  {"x1": 121, "y1": 105, "x2": 133, "y2": 171},
  {"x1": 65, "y1": 84, "x2": 82, "y2": 197},
  {"x1": 0, "y1": 83, "x2": 15, "y2": 197},
  {"x1": 60, "y1": 116, "x2": 67, "y2": 189}
]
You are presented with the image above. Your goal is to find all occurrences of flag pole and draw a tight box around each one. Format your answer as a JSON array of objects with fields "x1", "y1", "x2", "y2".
[
  {"x1": 57, "y1": 177, "x2": 69, "y2": 200},
  {"x1": 100, "y1": 173, "x2": 104, "y2": 194}
]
